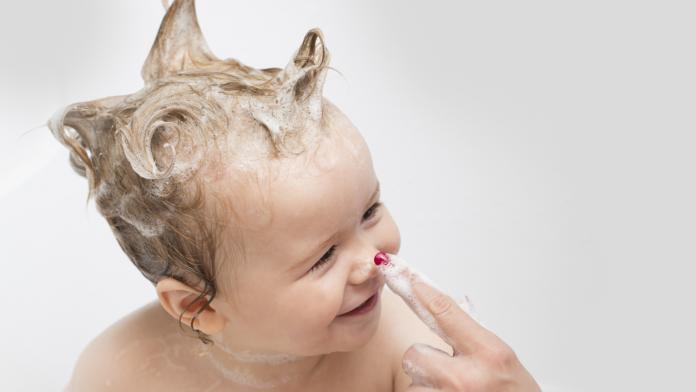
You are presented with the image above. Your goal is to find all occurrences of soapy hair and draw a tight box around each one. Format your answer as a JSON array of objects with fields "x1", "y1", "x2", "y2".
[{"x1": 47, "y1": 0, "x2": 332, "y2": 345}]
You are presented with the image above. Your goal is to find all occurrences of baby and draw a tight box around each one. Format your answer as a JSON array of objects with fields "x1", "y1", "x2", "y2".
[{"x1": 50, "y1": 1, "x2": 539, "y2": 391}]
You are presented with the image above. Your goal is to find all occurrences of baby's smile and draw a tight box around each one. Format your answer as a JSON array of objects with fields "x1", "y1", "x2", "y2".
[
  {"x1": 336, "y1": 285, "x2": 383, "y2": 318},
  {"x1": 337, "y1": 277, "x2": 384, "y2": 317}
]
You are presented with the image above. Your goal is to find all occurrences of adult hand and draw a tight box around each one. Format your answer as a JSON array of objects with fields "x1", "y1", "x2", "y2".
[{"x1": 377, "y1": 254, "x2": 541, "y2": 391}]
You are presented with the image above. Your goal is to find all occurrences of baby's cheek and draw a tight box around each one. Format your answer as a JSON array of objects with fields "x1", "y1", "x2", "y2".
[{"x1": 284, "y1": 284, "x2": 341, "y2": 325}]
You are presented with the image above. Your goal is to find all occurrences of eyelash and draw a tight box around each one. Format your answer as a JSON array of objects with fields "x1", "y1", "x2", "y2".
[{"x1": 308, "y1": 201, "x2": 382, "y2": 273}]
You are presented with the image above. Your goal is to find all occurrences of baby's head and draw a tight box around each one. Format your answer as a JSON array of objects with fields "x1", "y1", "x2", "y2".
[{"x1": 49, "y1": 0, "x2": 400, "y2": 355}]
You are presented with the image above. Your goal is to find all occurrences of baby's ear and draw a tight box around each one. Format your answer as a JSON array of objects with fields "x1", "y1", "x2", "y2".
[
  {"x1": 155, "y1": 277, "x2": 226, "y2": 335},
  {"x1": 141, "y1": 0, "x2": 218, "y2": 83},
  {"x1": 276, "y1": 28, "x2": 331, "y2": 121}
]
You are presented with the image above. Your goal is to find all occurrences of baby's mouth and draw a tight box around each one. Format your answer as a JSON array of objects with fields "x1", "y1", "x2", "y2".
[{"x1": 337, "y1": 288, "x2": 380, "y2": 317}]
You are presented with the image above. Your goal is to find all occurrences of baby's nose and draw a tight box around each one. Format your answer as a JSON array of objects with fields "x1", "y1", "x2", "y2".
[{"x1": 349, "y1": 255, "x2": 379, "y2": 284}]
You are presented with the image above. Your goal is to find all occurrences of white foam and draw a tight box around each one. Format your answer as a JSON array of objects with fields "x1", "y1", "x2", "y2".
[
  {"x1": 377, "y1": 253, "x2": 483, "y2": 344},
  {"x1": 377, "y1": 253, "x2": 447, "y2": 340},
  {"x1": 197, "y1": 337, "x2": 302, "y2": 388},
  {"x1": 402, "y1": 343, "x2": 456, "y2": 387},
  {"x1": 117, "y1": 192, "x2": 166, "y2": 237},
  {"x1": 209, "y1": 344, "x2": 302, "y2": 365},
  {"x1": 203, "y1": 334, "x2": 304, "y2": 366},
  {"x1": 207, "y1": 355, "x2": 294, "y2": 389},
  {"x1": 402, "y1": 358, "x2": 436, "y2": 388},
  {"x1": 203, "y1": 353, "x2": 298, "y2": 389}
]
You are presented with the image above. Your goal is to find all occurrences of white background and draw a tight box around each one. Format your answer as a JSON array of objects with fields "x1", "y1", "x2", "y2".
[{"x1": 1, "y1": 1, "x2": 694, "y2": 391}]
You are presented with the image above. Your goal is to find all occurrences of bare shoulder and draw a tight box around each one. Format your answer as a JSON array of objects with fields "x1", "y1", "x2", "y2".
[
  {"x1": 64, "y1": 300, "x2": 175, "y2": 392},
  {"x1": 379, "y1": 288, "x2": 453, "y2": 392}
]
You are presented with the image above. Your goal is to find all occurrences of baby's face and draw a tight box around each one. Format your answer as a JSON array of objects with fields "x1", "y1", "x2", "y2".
[{"x1": 211, "y1": 114, "x2": 401, "y2": 356}]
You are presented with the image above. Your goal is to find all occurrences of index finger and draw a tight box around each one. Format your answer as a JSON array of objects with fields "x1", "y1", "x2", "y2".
[{"x1": 375, "y1": 252, "x2": 493, "y2": 355}]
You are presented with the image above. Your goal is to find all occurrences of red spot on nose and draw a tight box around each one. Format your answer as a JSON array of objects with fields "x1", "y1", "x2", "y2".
[{"x1": 374, "y1": 251, "x2": 390, "y2": 266}]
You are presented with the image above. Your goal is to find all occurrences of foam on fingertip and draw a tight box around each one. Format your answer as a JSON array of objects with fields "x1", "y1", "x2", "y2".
[
  {"x1": 375, "y1": 253, "x2": 448, "y2": 340},
  {"x1": 402, "y1": 358, "x2": 437, "y2": 388}
]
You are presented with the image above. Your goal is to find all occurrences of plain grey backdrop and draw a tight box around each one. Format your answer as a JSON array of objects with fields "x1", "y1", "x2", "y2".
[{"x1": 1, "y1": 0, "x2": 694, "y2": 391}]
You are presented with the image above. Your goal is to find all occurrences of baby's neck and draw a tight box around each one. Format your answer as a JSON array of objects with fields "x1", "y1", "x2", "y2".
[{"x1": 193, "y1": 338, "x2": 335, "y2": 391}]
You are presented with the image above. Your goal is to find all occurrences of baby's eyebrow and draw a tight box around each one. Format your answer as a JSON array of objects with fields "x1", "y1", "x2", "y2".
[{"x1": 289, "y1": 180, "x2": 380, "y2": 273}]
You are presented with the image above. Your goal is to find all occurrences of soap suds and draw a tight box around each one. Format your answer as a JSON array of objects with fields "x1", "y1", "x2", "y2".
[
  {"x1": 204, "y1": 337, "x2": 303, "y2": 365},
  {"x1": 402, "y1": 359, "x2": 437, "y2": 388},
  {"x1": 377, "y1": 253, "x2": 482, "y2": 345},
  {"x1": 194, "y1": 335, "x2": 304, "y2": 388},
  {"x1": 202, "y1": 353, "x2": 298, "y2": 389}
]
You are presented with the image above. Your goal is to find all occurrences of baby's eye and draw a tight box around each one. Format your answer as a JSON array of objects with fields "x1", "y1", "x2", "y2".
[
  {"x1": 309, "y1": 245, "x2": 336, "y2": 273},
  {"x1": 308, "y1": 201, "x2": 383, "y2": 274},
  {"x1": 362, "y1": 201, "x2": 382, "y2": 222}
]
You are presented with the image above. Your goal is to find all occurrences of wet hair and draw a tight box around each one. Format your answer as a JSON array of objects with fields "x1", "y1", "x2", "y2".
[{"x1": 47, "y1": 0, "x2": 333, "y2": 345}]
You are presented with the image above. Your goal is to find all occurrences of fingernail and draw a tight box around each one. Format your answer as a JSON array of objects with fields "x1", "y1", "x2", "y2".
[{"x1": 373, "y1": 251, "x2": 390, "y2": 266}]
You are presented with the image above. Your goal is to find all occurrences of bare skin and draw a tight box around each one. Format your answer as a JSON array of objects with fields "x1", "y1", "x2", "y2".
[
  {"x1": 64, "y1": 107, "x2": 451, "y2": 391},
  {"x1": 64, "y1": 286, "x2": 449, "y2": 392}
]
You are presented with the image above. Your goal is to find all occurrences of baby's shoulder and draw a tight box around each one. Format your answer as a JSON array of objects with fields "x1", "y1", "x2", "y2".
[
  {"x1": 378, "y1": 288, "x2": 453, "y2": 391},
  {"x1": 63, "y1": 300, "x2": 178, "y2": 392}
]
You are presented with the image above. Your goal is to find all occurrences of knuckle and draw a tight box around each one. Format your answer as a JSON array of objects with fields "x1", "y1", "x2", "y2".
[
  {"x1": 442, "y1": 372, "x2": 468, "y2": 390},
  {"x1": 465, "y1": 377, "x2": 486, "y2": 392},
  {"x1": 427, "y1": 292, "x2": 454, "y2": 316},
  {"x1": 439, "y1": 359, "x2": 481, "y2": 391},
  {"x1": 440, "y1": 376, "x2": 457, "y2": 390},
  {"x1": 482, "y1": 343, "x2": 518, "y2": 368},
  {"x1": 451, "y1": 371, "x2": 487, "y2": 392}
]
